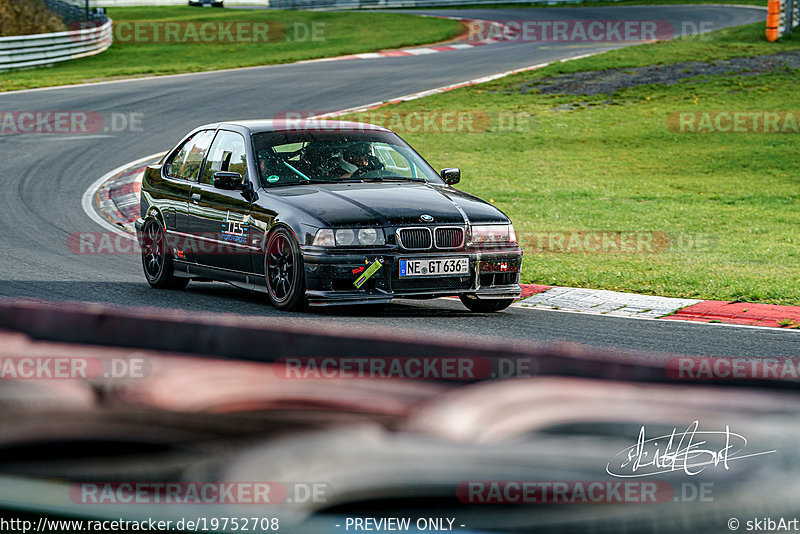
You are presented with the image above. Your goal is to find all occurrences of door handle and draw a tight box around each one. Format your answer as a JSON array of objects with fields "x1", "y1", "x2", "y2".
[{"x1": 191, "y1": 193, "x2": 201, "y2": 203}]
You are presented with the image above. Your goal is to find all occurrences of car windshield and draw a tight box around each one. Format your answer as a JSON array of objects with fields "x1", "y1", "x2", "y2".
[{"x1": 253, "y1": 129, "x2": 444, "y2": 186}]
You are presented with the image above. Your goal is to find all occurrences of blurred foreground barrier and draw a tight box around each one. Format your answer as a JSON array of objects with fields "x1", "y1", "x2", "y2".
[
  {"x1": 0, "y1": 298, "x2": 796, "y2": 390},
  {"x1": 0, "y1": 19, "x2": 112, "y2": 72}
]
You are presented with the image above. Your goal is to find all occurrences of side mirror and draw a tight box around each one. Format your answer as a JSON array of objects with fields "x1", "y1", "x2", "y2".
[
  {"x1": 214, "y1": 171, "x2": 244, "y2": 190},
  {"x1": 440, "y1": 168, "x2": 460, "y2": 186}
]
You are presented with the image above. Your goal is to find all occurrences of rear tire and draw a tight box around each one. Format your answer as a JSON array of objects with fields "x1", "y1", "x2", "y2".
[
  {"x1": 459, "y1": 295, "x2": 514, "y2": 313},
  {"x1": 141, "y1": 218, "x2": 189, "y2": 290},
  {"x1": 265, "y1": 228, "x2": 306, "y2": 311}
]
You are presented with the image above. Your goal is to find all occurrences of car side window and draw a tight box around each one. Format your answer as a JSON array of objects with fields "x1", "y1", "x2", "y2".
[
  {"x1": 165, "y1": 130, "x2": 215, "y2": 182},
  {"x1": 201, "y1": 130, "x2": 249, "y2": 186}
]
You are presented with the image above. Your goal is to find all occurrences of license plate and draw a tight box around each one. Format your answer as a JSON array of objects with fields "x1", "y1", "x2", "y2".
[{"x1": 399, "y1": 257, "x2": 469, "y2": 277}]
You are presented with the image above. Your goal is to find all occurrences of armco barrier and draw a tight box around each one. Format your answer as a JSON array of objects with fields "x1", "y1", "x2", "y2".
[{"x1": 0, "y1": 19, "x2": 112, "y2": 72}]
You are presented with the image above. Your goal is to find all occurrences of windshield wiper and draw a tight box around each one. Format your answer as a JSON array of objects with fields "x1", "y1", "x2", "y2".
[
  {"x1": 361, "y1": 176, "x2": 426, "y2": 183},
  {"x1": 305, "y1": 178, "x2": 378, "y2": 184},
  {"x1": 267, "y1": 178, "x2": 353, "y2": 187}
]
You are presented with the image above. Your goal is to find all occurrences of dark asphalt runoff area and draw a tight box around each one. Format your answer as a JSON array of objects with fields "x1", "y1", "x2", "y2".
[{"x1": 2, "y1": 5, "x2": 795, "y2": 362}]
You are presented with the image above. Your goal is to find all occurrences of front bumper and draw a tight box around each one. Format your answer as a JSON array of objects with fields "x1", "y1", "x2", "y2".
[{"x1": 302, "y1": 246, "x2": 522, "y2": 306}]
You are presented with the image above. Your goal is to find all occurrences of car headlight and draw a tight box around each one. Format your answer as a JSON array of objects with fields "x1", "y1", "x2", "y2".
[
  {"x1": 336, "y1": 229, "x2": 355, "y2": 246},
  {"x1": 312, "y1": 228, "x2": 386, "y2": 247},
  {"x1": 312, "y1": 229, "x2": 335, "y2": 247},
  {"x1": 470, "y1": 224, "x2": 517, "y2": 245},
  {"x1": 357, "y1": 228, "x2": 381, "y2": 245}
]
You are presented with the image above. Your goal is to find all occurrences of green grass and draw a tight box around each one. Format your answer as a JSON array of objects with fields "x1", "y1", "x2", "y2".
[
  {"x1": 0, "y1": 7, "x2": 462, "y2": 92},
  {"x1": 524, "y1": 22, "x2": 799, "y2": 74},
  {"x1": 345, "y1": 22, "x2": 800, "y2": 305},
  {"x1": 414, "y1": 0, "x2": 765, "y2": 9}
]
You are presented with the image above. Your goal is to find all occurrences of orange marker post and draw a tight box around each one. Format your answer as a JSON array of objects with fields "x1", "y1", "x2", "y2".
[{"x1": 767, "y1": 0, "x2": 782, "y2": 41}]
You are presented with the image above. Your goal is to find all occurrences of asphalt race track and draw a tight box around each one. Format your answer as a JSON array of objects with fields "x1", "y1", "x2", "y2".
[{"x1": 2, "y1": 5, "x2": 797, "y2": 361}]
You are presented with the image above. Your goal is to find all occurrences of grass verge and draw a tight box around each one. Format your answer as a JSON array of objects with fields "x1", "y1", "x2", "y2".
[
  {"x1": 346, "y1": 22, "x2": 800, "y2": 305},
  {"x1": 414, "y1": 0, "x2": 766, "y2": 10},
  {"x1": 0, "y1": 7, "x2": 462, "y2": 92}
]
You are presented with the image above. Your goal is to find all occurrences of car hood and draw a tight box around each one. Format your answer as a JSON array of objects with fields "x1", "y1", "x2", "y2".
[{"x1": 265, "y1": 182, "x2": 509, "y2": 227}]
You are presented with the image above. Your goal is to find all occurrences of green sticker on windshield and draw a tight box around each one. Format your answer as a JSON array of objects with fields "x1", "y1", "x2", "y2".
[{"x1": 267, "y1": 175, "x2": 280, "y2": 183}]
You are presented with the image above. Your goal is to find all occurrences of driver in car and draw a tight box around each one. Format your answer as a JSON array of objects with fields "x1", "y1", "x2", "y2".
[{"x1": 336, "y1": 142, "x2": 372, "y2": 178}]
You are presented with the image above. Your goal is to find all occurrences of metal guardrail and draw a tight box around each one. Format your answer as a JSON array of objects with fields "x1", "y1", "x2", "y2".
[
  {"x1": 785, "y1": 0, "x2": 799, "y2": 34},
  {"x1": 0, "y1": 18, "x2": 112, "y2": 72}
]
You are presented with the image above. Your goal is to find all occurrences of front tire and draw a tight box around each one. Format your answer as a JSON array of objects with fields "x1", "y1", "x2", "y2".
[
  {"x1": 265, "y1": 228, "x2": 306, "y2": 311},
  {"x1": 141, "y1": 218, "x2": 189, "y2": 290},
  {"x1": 459, "y1": 295, "x2": 514, "y2": 313}
]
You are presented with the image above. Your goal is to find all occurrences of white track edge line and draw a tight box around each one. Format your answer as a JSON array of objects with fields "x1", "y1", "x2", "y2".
[{"x1": 80, "y1": 152, "x2": 165, "y2": 241}]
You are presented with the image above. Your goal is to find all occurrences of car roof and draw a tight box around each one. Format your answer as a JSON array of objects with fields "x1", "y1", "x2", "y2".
[{"x1": 195, "y1": 119, "x2": 392, "y2": 134}]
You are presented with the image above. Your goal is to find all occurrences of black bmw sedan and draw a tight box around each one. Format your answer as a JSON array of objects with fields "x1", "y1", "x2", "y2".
[{"x1": 135, "y1": 120, "x2": 523, "y2": 312}]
